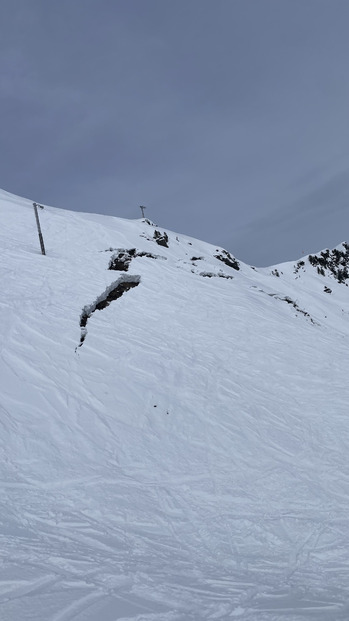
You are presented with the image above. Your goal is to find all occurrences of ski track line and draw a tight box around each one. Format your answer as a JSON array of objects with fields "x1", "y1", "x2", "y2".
[
  {"x1": 0, "y1": 575, "x2": 58, "y2": 603},
  {"x1": 50, "y1": 591, "x2": 104, "y2": 621}
]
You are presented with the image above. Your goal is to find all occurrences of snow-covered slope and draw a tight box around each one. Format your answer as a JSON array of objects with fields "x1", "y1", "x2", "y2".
[{"x1": 1, "y1": 189, "x2": 349, "y2": 621}]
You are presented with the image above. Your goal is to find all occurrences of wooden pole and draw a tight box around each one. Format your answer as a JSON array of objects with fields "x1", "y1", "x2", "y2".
[
  {"x1": 33, "y1": 202, "x2": 46, "y2": 255},
  {"x1": 140, "y1": 205, "x2": 146, "y2": 218}
]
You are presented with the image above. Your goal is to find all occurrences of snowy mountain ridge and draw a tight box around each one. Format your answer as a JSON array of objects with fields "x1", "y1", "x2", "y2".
[{"x1": 1, "y1": 188, "x2": 349, "y2": 621}]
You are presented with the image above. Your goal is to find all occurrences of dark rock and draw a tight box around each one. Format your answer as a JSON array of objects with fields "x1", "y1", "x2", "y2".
[
  {"x1": 153, "y1": 230, "x2": 169, "y2": 247},
  {"x1": 294, "y1": 260, "x2": 305, "y2": 274},
  {"x1": 308, "y1": 244, "x2": 349, "y2": 283},
  {"x1": 214, "y1": 249, "x2": 240, "y2": 271},
  {"x1": 200, "y1": 271, "x2": 233, "y2": 280},
  {"x1": 109, "y1": 248, "x2": 161, "y2": 271},
  {"x1": 79, "y1": 277, "x2": 140, "y2": 347},
  {"x1": 108, "y1": 250, "x2": 134, "y2": 271}
]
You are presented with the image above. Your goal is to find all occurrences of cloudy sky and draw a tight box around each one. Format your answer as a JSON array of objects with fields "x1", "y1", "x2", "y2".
[{"x1": 1, "y1": 0, "x2": 349, "y2": 266}]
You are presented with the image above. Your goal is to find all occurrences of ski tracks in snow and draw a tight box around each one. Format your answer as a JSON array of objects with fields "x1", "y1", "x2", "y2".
[{"x1": 2, "y1": 197, "x2": 349, "y2": 619}]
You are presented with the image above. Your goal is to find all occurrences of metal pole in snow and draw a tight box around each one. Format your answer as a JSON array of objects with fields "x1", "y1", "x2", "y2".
[
  {"x1": 140, "y1": 205, "x2": 146, "y2": 218},
  {"x1": 33, "y1": 202, "x2": 46, "y2": 255}
]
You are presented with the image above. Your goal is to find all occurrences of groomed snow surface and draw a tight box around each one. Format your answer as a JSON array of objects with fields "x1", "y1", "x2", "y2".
[{"x1": 1, "y1": 189, "x2": 349, "y2": 620}]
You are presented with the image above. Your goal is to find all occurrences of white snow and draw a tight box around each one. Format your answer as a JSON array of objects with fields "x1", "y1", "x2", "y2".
[{"x1": 1, "y1": 188, "x2": 349, "y2": 620}]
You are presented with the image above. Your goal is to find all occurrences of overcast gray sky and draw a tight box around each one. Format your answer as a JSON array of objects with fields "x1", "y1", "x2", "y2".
[{"x1": 1, "y1": 0, "x2": 349, "y2": 266}]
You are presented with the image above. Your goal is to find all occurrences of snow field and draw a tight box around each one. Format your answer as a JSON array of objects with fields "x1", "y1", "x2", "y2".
[{"x1": 1, "y1": 190, "x2": 349, "y2": 619}]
